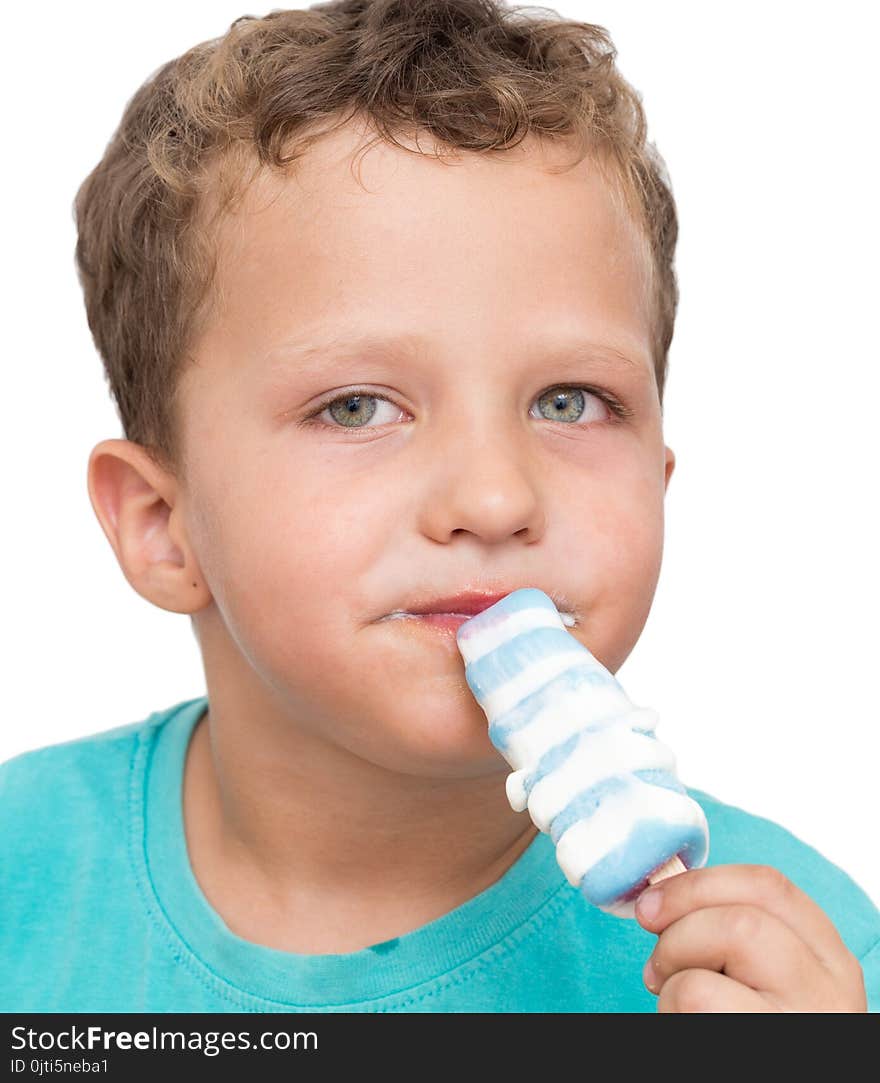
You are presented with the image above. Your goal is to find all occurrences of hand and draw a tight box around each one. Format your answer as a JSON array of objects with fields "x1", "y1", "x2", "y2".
[{"x1": 635, "y1": 864, "x2": 868, "y2": 1012}]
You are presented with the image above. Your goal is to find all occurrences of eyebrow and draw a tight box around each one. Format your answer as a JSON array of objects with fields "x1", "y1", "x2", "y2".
[{"x1": 261, "y1": 330, "x2": 649, "y2": 375}]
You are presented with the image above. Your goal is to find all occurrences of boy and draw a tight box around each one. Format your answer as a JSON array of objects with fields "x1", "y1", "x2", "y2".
[{"x1": 1, "y1": 0, "x2": 877, "y2": 1012}]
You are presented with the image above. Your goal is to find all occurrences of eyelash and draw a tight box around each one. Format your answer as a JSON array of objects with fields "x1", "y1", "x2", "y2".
[{"x1": 302, "y1": 385, "x2": 634, "y2": 431}]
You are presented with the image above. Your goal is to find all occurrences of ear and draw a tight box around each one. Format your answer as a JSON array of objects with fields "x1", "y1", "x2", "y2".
[
  {"x1": 664, "y1": 444, "x2": 675, "y2": 491},
  {"x1": 86, "y1": 439, "x2": 212, "y2": 614}
]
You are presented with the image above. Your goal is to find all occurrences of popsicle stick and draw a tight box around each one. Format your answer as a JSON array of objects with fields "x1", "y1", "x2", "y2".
[{"x1": 647, "y1": 854, "x2": 687, "y2": 885}]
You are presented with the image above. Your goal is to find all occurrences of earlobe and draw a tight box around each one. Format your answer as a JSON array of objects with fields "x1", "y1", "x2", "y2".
[
  {"x1": 86, "y1": 439, "x2": 211, "y2": 614},
  {"x1": 664, "y1": 445, "x2": 675, "y2": 491}
]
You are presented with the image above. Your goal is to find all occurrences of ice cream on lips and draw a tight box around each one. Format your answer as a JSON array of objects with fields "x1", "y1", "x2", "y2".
[{"x1": 456, "y1": 588, "x2": 709, "y2": 917}]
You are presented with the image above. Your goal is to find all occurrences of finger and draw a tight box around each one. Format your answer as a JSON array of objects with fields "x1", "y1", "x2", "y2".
[
  {"x1": 647, "y1": 903, "x2": 832, "y2": 1008},
  {"x1": 636, "y1": 864, "x2": 849, "y2": 971},
  {"x1": 656, "y1": 968, "x2": 776, "y2": 1013}
]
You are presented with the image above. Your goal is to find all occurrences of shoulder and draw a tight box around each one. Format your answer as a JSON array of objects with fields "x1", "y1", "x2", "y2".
[
  {"x1": 0, "y1": 697, "x2": 200, "y2": 859},
  {"x1": 688, "y1": 787, "x2": 880, "y2": 964},
  {"x1": 1, "y1": 717, "x2": 143, "y2": 800},
  {"x1": 1, "y1": 713, "x2": 150, "y2": 820}
]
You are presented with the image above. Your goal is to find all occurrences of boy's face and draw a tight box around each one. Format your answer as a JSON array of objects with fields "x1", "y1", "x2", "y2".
[{"x1": 172, "y1": 120, "x2": 674, "y2": 777}]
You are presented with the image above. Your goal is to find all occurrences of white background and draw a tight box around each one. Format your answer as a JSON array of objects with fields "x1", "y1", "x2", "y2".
[{"x1": 2, "y1": 2, "x2": 878, "y2": 909}]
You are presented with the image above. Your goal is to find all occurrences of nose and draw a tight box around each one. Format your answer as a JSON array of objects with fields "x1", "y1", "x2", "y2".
[{"x1": 417, "y1": 413, "x2": 547, "y2": 545}]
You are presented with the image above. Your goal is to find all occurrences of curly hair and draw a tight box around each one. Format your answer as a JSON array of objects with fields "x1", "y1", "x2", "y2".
[{"x1": 74, "y1": 0, "x2": 678, "y2": 476}]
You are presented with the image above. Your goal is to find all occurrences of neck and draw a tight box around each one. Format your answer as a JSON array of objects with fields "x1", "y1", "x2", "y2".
[{"x1": 182, "y1": 682, "x2": 538, "y2": 953}]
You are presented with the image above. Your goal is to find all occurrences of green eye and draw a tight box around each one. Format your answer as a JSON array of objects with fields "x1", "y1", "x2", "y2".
[
  {"x1": 326, "y1": 394, "x2": 379, "y2": 428},
  {"x1": 535, "y1": 387, "x2": 598, "y2": 423},
  {"x1": 531, "y1": 385, "x2": 632, "y2": 424},
  {"x1": 305, "y1": 384, "x2": 631, "y2": 430}
]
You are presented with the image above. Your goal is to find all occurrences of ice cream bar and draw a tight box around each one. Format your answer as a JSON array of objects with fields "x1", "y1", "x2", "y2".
[{"x1": 456, "y1": 588, "x2": 709, "y2": 917}]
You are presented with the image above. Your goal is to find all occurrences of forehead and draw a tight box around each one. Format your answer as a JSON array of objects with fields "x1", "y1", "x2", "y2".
[{"x1": 195, "y1": 121, "x2": 655, "y2": 381}]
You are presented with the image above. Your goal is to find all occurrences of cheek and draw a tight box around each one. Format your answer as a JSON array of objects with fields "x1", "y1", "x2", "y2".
[
  {"x1": 191, "y1": 438, "x2": 387, "y2": 587},
  {"x1": 599, "y1": 499, "x2": 664, "y2": 586},
  {"x1": 185, "y1": 449, "x2": 399, "y2": 676},
  {"x1": 556, "y1": 464, "x2": 665, "y2": 672},
  {"x1": 557, "y1": 452, "x2": 664, "y2": 575}
]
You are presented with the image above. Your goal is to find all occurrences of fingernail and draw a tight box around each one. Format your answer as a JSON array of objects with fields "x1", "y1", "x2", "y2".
[
  {"x1": 643, "y1": 956, "x2": 658, "y2": 992},
  {"x1": 637, "y1": 887, "x2": 661, "y2": 921}
]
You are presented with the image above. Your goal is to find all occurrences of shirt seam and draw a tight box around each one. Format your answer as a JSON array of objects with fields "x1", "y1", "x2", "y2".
[
  {"x1": 371, "y1": 885, "x2": 579, "y2": 1012},
  {"x1": 129, "y1": 719, "x2": 575, "y2": 1012}
]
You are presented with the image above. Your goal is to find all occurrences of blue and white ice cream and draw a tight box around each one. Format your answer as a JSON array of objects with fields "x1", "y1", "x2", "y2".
[{"x1": 456, "y1": 588, "x2": 709, "y2": 918}]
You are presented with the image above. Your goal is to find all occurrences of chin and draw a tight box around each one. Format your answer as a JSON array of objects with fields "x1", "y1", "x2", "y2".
[{"x1": 369, "y1": 718, "x2": 507, "y2": 780}]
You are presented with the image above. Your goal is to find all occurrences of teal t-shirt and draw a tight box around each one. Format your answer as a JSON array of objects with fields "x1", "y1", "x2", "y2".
[{"x1": 1, "y1": 695, "x2": 878, "y2": 1013}]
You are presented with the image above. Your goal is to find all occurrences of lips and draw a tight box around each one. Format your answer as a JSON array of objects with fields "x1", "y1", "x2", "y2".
[
  {"x1": 401, "y1": 592, "x2": 509, "y2": 616},
  {"x1": 382, "y1": 589, "x2": 578, "y2": 626}
]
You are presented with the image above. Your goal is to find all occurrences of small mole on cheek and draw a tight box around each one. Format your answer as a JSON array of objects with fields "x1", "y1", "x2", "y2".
[{"x1": 192, "y1": 582, "x2": 198, "y2": 588}]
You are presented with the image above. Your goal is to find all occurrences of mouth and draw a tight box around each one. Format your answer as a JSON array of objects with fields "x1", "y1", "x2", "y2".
[
  {"x1": 379, "y1": 590, "x2": 578, "y2": 629},
  {"x1": 381, "y1": 611, "x2": 577, "y2": 627}
]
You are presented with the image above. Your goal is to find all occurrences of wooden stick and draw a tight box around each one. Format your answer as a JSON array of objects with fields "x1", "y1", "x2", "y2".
[{"x1": 647, "y1": 854, "x2": 687, "y2": 885}]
